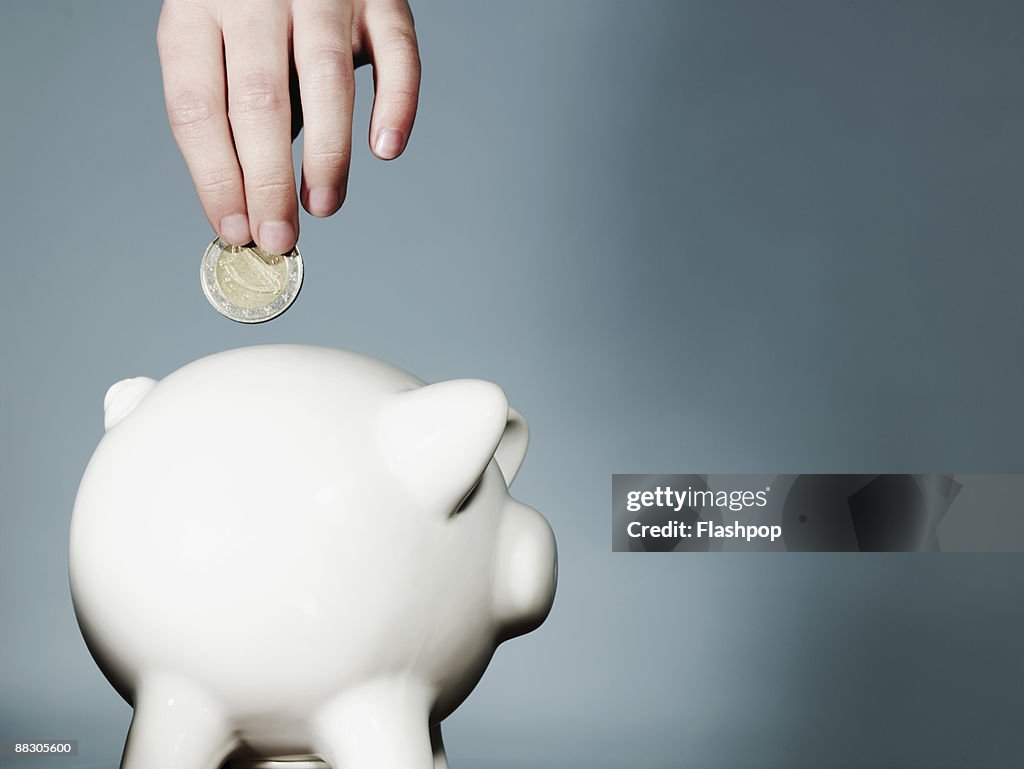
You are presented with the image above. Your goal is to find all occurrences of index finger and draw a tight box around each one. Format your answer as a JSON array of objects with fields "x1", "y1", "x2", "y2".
[{"x1": 157, "y1": 5, "x2": 252, "y2": 246}]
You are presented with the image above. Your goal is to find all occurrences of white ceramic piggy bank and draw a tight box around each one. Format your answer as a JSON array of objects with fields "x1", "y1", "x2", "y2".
[{"x1": 70, "y1": 345, "x2": 557, "y2": 769}]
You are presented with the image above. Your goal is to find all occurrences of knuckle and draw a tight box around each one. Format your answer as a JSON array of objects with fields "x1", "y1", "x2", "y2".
[
  {"x1": 166, "y1": 90, "x2": 219, "y2": 130},
  {"x1": 303, "y1": 47, "x2": 352, "y2": 84},
  {"x1": 193, "y1": 172, "x2": 238, "y2": 199},
  {"x1": 381, "y1": 78, "x2": 419, "y2": 107},
  {"x1": 376, "y1": 74, "x2": 419, "y2": 116},
  {"x1": 229, "y1": 74, "x2": 288, "y2": 116},
  {"x1": 247, "y1": 175, "x2": 294, "y2": 199},
  {"x1": 306, "y1": 144, "x2": 351, "y2": 173}
]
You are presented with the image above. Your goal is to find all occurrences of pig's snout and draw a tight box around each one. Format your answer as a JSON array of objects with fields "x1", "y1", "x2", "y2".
[{"x1": 493, "y1": 500, "x2": 557, "y2": 640}]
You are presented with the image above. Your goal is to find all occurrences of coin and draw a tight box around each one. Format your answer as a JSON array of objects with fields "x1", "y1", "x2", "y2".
[{"x1": 200, "y1": 237, "x2": 303, "y2": 323}]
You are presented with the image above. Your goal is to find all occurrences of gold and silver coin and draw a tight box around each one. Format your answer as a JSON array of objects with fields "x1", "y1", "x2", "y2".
[{"x1": 200, "y1": 237, "x2": 303, "y2": 323}]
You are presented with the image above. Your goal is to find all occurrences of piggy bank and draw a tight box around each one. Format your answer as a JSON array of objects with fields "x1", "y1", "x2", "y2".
[{"x1": 70, "y1": 345, "x2": 557, "y2": 769}]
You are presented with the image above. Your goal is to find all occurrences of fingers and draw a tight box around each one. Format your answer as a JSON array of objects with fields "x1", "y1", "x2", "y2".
[
  {"x1": 293, "y1": 1, "x2": 355, "y2": 217},
  {"x1": 157, "y1": 3, "x2": 251, "y2": 246},
  {"x1": 222, "y1": 1, "x2": 298, "y2": 254},
  {"x1": 159, "y1": 0, "x2": 419, "y2": 246},
  {"x1": 362, "y1": 0, "x2": 421, "y2": 161}
]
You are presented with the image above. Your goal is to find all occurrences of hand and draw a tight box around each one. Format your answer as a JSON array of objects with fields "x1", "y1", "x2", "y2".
[{"x1": 157, "y1": 0, "x2": 421, "y2": 254}]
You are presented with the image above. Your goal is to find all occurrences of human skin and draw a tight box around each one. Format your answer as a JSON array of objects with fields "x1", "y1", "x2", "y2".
[{"x1": 157, "y1": 0, "x2": 421, "y2": 254}]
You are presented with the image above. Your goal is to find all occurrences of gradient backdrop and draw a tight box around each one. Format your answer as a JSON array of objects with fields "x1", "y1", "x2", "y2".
[{"x1": 2, "y1": 2, "x2": 1024, "y2": 768}]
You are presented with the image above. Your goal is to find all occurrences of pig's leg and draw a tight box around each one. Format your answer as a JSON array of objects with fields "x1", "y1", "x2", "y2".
[
  {"x1": 313, "y1": 681, "x2": 433, "y2": 769},
  {"x1": 430, "y1": 722, "x2": 449, "y2": 769},
  {"x1": 120, "y1": 675, "x2": 235, "y2": 769}
]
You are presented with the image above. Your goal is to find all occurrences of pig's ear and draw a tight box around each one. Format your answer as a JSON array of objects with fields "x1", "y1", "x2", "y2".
[
  {"x1": 379, "y1": 379, "x2": 509, "y2": 513},
  {"x1": 495, "y1": 406, "x2": 529, "y2": 486},
  {"x1": 104, "y1": 377, "x2": 157, "y2": 430}
]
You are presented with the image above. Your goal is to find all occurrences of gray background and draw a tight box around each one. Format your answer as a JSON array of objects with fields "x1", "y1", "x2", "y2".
[{"x1": 2, "y1": 1, "x2": 1023, "y2": 767}]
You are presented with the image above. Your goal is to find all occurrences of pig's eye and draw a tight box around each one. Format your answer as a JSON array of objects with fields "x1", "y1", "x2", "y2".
[{"x1": 454, "y1": 476, "x2": 482, "y2": 515}]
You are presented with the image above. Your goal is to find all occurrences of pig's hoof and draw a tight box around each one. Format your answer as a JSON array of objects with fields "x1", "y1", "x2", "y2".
[
  {"x1": 120, "y1": 674, "x2": 234, "y2": 769},
  {"x1": 312, "y1": 680, "x2": 436, "y2": 769}
]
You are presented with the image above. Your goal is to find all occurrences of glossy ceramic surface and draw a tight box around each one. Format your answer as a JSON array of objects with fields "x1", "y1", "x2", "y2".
[{"x1": 70, "y1": 345, "x2": 557, "y2": 769}]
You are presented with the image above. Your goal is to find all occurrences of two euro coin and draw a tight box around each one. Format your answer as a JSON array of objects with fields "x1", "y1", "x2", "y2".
[{"x1": 201, "y1": 237, "x2": 303, "y2": 323}]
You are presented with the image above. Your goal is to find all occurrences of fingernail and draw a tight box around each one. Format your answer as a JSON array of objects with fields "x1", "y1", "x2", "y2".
[
  {"x1": 258, "y1": 220, "x2": 296, "y2": 255},
  {"x1": 219, "y1": 214, "x2": 251, "y2": 245},
  {"x1": 308, "y1": 187, "x2": 341, "y2": 217},
  {"x1": 374, "y1": 129, "x2": 405, "y2": 160}
]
